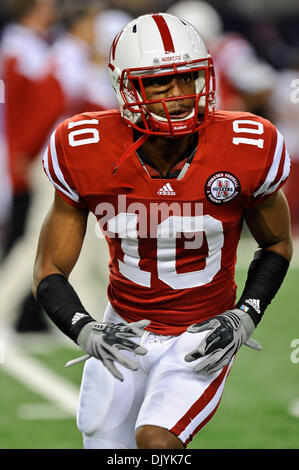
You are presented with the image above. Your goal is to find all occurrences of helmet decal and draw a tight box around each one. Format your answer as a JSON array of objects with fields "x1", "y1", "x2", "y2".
[
  {"x1": 108, "y1": 30, "x2": 123, "y2": 70},
  {"x1": 151, "y1": 14, "x2": 175, "y2": 54}
]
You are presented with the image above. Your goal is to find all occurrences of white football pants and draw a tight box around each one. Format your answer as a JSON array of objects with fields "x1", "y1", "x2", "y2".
[{"x1": 77, "y1": 303, "x2": 233, "y2": 449}]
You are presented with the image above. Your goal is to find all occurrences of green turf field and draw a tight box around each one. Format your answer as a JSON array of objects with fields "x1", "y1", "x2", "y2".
[{"x1": 0, "y1": 266, "x2": 298, "y2": 449}]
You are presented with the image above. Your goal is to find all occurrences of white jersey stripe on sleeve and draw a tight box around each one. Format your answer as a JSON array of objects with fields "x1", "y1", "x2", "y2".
[
  {"x1": 43, "y1": 147, "x2": 79, "y2": 203},
  {"x1": 264, "y1": 149, "x2": 291, "y2": 196},
  {"x1": 253, "y1": 129, "x2": 284, "y2": 198},
  {"x1": 49, "y1": 130, "x2": 79, "y2": 201}
]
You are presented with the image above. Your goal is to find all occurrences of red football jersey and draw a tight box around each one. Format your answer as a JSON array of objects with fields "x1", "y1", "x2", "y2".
[{"x1": 43, "y1": 110, "x2": 290, "y2": 335}]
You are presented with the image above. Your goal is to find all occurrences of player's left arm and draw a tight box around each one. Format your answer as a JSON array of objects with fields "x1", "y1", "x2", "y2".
[
  {"x1": 244, "y1": 189, "x2": 292, "y2": 261},
  {"x1": 185, "y1": 189, "x2": 292, "y2": 374}
]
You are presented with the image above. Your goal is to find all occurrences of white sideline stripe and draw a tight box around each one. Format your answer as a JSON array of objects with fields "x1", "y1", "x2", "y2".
[
  {"x1": 2, "y1": 344, "x2": 79, "y2": 416},
  {"x1": 288, "y1": 399, "x2": 299, "y2": 418},
  {"x1": 17, "y1": 403, "x2": 73, "y2": 420}
]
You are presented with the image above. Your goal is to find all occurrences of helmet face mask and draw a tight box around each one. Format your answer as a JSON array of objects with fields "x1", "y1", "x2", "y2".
[{"x1": 108, "y1": 13, "x2": 216, "y2": 137}]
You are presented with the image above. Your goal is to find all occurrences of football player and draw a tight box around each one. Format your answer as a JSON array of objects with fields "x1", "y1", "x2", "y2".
[{"x1": 33, "y1": 13, "x2": 292, "y2": 449}]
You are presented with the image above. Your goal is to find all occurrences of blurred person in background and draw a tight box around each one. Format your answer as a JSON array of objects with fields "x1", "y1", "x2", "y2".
[
  {"x1": 0, "y1": 0, "x2": 106, "y2": 266},
  {"x1": 167, "y1": 0, "x2": 276, "y2": 116},
  {"x1": 0, "y1": 0, "x2": 63, "y2": 260},
  {"x1": 50, "y1": 0, "x2": 103, "y2": 115},
  {"x1": 0, "y1": 0, "x2": 64, "y2": 331},
  {"x1": 84, "y1": 8, "x2": 133, "y2": 111}
]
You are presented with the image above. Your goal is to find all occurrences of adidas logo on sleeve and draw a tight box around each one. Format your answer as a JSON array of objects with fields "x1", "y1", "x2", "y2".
[{"x1": 244, "y1": 299, "x2": 261, "y2": 314}]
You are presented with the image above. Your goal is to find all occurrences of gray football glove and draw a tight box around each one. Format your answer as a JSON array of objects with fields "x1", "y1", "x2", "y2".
[
  {"x1": 185, "y1": 309, "x2": 261, "y2": 374},
  {"x1": 77, "y1": 319, "x2": 150, "y2": 381}
]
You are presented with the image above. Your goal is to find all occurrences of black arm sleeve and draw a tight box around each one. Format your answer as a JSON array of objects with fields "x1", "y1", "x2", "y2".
[
  {"x1": 36, "y1": 273, "x2": 95, "y2": 342},
  {"x1": 235, "y1": 249, "x2": 290, "y2": 326}
]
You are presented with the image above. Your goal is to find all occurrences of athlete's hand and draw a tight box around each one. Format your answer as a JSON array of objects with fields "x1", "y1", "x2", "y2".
[
  {"x1": 77, "y1": 320, "x2": 150, "y2": 381},
  {"x1": 185, "y1": 309, "x2": 261, "y2": 374}
]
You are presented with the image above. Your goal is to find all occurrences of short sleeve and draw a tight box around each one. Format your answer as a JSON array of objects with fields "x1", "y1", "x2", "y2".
[
  {"x1": 250, "y1": 126, "x2": 291, "y2": 206},
  {"x1": 42, "y1": 122, "x2": 88, "y2": 210}
]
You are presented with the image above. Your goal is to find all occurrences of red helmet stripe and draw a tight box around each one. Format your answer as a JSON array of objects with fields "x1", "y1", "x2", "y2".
[
  {"x1": 110, "y1": 30, "x2": 123, "y2": 61},
  {"x1": 152, "y1": 14, "x2": 175, "y2": 53}
]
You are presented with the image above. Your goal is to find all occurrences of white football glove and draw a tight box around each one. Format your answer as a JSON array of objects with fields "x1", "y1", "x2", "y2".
[
  {"x1": 185, "y1": 309, "x2": 261, "y2": 374},
  {"x1": 76, "y1": 320, "x2": 150, "y2": 381}
]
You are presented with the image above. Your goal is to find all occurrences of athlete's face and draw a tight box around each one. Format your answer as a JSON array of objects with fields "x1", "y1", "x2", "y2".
[{"x1": 142, "y1": 72, "x2": 198, "y2": 119}]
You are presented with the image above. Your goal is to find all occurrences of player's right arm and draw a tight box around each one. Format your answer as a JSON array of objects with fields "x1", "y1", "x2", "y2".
[
  {"x1": 32, "y1": 190, "x2": 97, "y2": 343},
  {"x1": 33, "y1": 191, "x2": 88, "y2": 291}
]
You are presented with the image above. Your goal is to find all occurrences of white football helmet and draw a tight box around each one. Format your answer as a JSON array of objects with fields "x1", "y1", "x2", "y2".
[{"x1": 108, "y1": 13, "x2": 216, "y2": 137}]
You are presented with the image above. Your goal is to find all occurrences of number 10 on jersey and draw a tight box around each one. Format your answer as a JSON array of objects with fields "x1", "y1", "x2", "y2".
[{"x1": 107, "y1": 213, "x2": 224, "y2": 290}]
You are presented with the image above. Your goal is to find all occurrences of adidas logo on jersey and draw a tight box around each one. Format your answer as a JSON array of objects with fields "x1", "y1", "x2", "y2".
[
  {"x1": 157, "y1": 183, "x2": 176, "y2": 196},
  {"x1": 245, "y1": 298, "x2": 261, "y2": 314},
  {"x1": 71, "y1": 312, "x2": 89, "y2": 325}
]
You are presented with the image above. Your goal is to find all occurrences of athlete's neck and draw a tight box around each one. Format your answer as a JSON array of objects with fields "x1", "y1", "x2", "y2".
[{"x1": 137, "y1": 133, "x2": 197, "y2": 177}]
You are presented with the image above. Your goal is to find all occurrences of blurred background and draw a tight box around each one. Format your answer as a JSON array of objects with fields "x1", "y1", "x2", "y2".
[{"x1": 0, "y1": 0, "x2": 298, "y2": 449}]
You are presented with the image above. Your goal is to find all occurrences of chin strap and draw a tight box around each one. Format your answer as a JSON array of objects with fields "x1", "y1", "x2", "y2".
[{"x1": 112, "y1": 133, "x2": 150, "y2": 175}]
